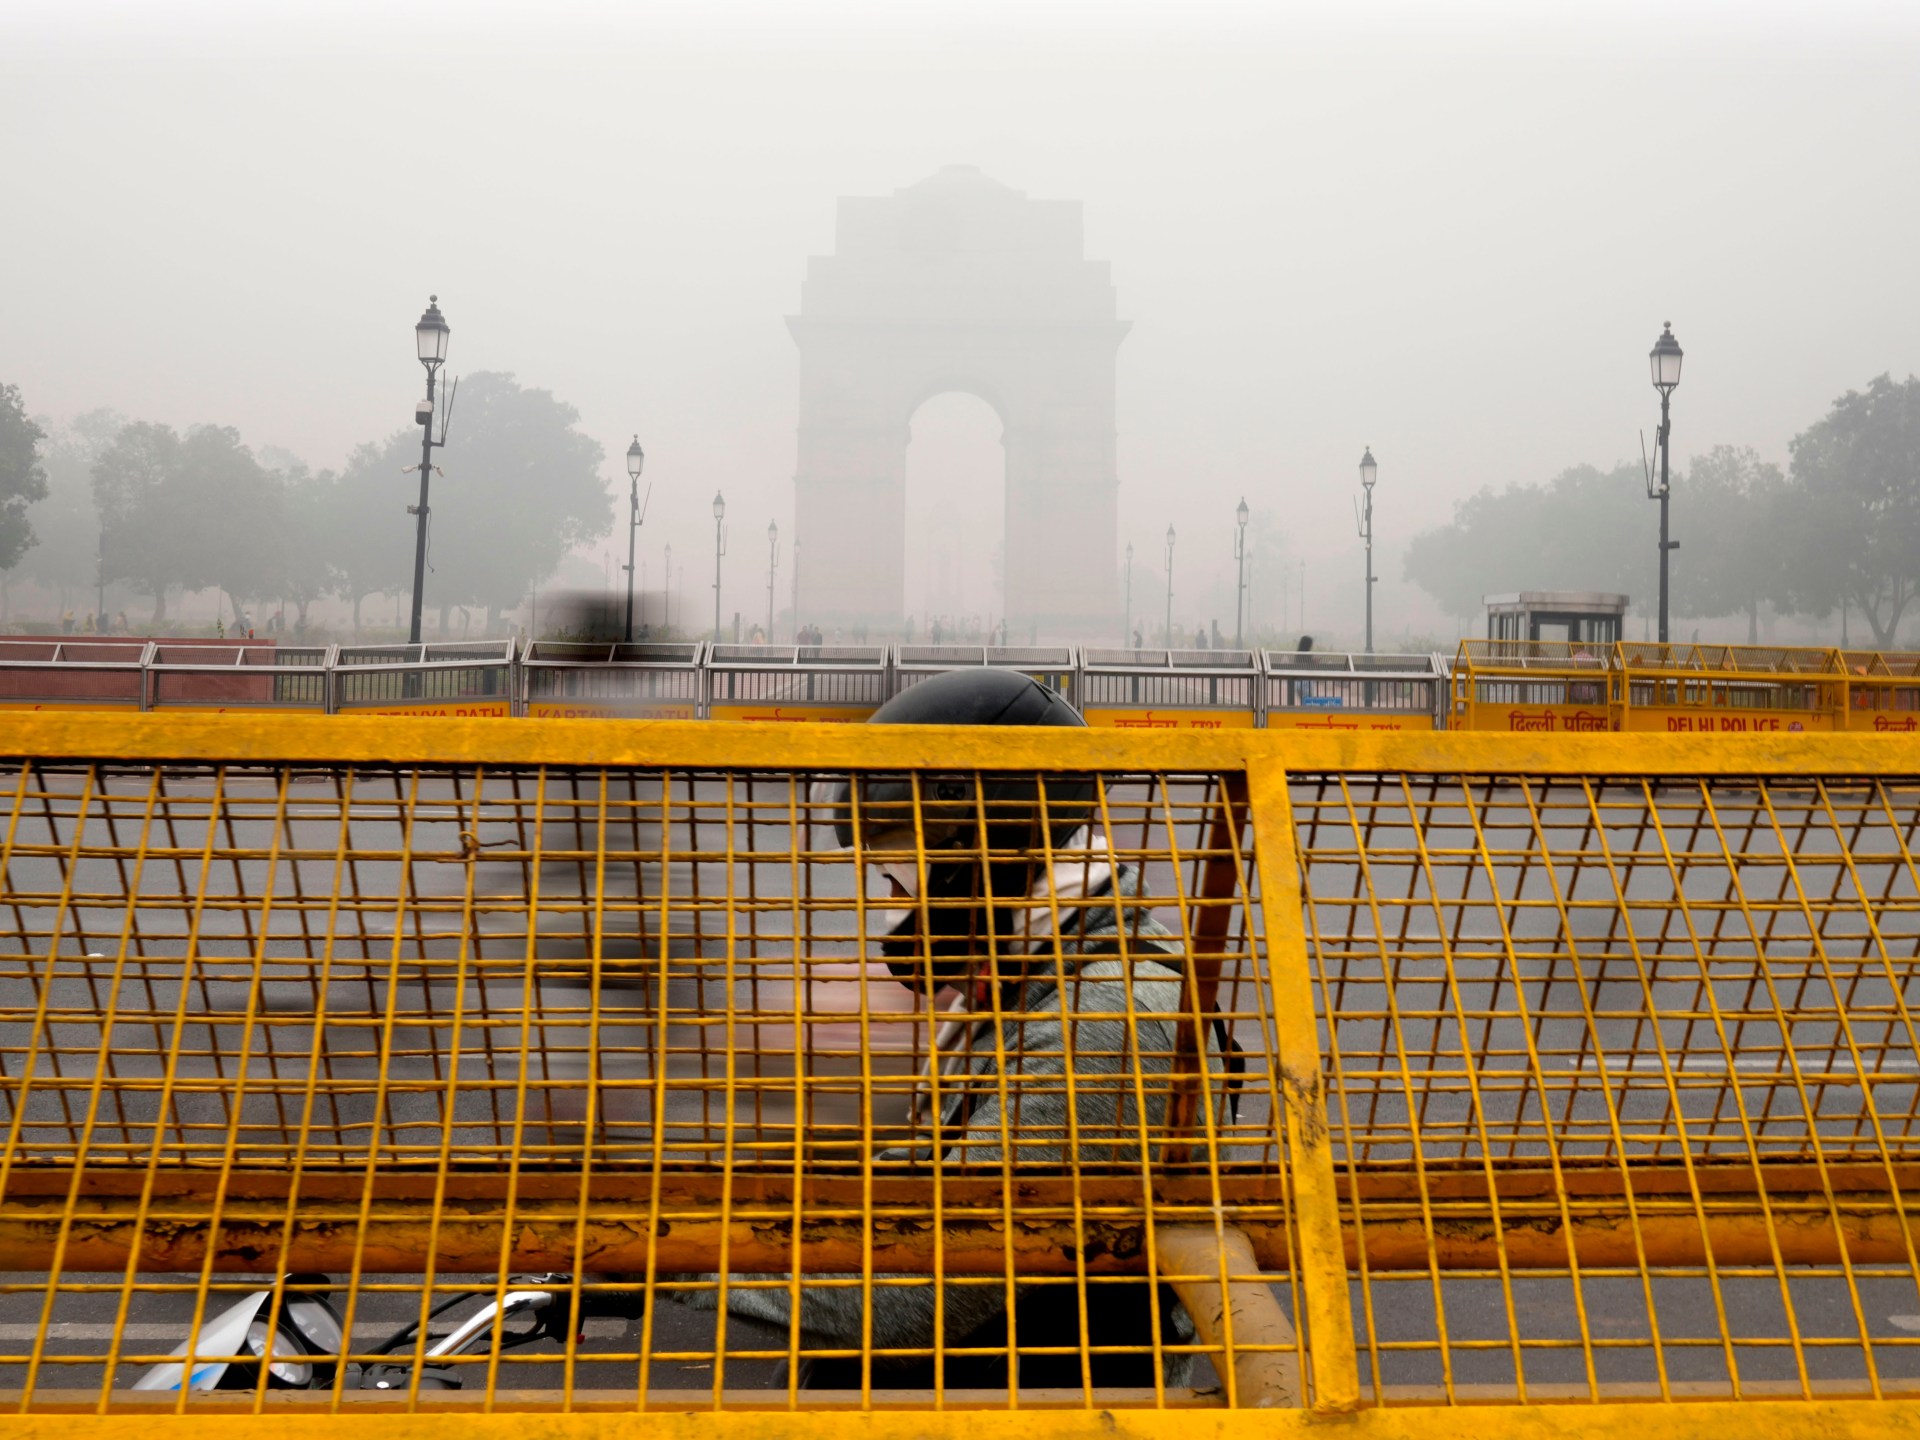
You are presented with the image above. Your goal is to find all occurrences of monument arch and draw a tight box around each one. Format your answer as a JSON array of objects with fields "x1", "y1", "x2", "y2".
[{"x1": 788, "y1": 166, "x2": 1128, "y2": 639}]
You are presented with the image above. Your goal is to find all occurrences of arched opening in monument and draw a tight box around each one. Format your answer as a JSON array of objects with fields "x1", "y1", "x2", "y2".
[{"x1": 902, "y1": 391, "x2": 1006, "y2": 642}]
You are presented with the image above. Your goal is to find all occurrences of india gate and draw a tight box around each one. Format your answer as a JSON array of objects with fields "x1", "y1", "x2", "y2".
[{"x1": 788, "y1": 165, "x2": 1129, "y2": 639}]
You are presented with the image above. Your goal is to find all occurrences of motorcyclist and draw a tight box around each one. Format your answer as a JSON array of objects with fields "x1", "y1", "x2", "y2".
[{"x1": 685, "y1": 667, "x2": 1230, "y2": 1391}]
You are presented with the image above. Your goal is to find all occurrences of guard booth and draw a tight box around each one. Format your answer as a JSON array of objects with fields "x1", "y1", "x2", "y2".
[
  {"x1": 706, "y1": 643, "x2": 890, "y2": 723},
  {"x1": 1484, "y1": 590, "x2": 1629, "y2": 646},
  {"x1": 143, "y1": 642, "x2": 332, "y2": 712},
  {"x1": 1260, "y1": 650, "x2": 1447, "y2": 731},
  {"x1": 1077, "y1": 647, "x2": 1260, "y2": 729},
  {"x1": 891, "y1": 644, "x2": 1080, "y2": 706},
  {"x1": 0, "y1": 637, "x2": 152, "y2": 711},
  {"x1": 522, "y1": 640, "x2": 704, "y2": 719},
  {"x1": 1839, "y1": 648, "x2": 1920, "y2": 734},
  {"x1": 1617, "y1": 642, "x2": 1843, "y2": 733},
  {"x1": 330, "y1": 638, "x2": 517, "y2": 716}
]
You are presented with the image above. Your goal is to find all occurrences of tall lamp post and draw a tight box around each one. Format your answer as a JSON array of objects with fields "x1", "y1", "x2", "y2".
[
  {"x1": 663, "y1": 542, "x2": 673, "y2": 635},
  {"x1": 1124, "y1": 541, "x2": 1134, "y2": 647},
  {"x1": 1355, "y1": 447, "x2": 1378, "y2": 653},
  {"x1": 622, "y1": 435, "x2": 648, "y2": 641},
  {"x1": 1647, "y1": 322, "x2": 1684, "y2": 645},
  {"x1": 1233, "y1": 497, "x2": 1250, "y2": 648},
  {"x1": 408, "y1": 296, "x2": 450, "y2": 646},
  {"x1": 765, "y1": 520, "x2": 779, "y2": 641},
  {"x1": 1162, "y1": 525, "x2": 1176, "y2": 647},
  {"x1": 711, "y1": 492, "x2": 727, "y2": 642}
]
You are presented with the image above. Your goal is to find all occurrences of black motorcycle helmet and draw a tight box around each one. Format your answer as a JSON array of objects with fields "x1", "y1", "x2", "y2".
[{"x1": 829, "y1": 669, "x2": 1097, "y2": 989}]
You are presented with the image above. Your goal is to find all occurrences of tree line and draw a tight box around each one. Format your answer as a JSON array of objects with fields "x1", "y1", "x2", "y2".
[
  {"x1": 1405, "y1": 374, "x2": 1920, "y2": 648},
  {"x1": 0, "y1": 373, "x2": 612, "y2": 634}
]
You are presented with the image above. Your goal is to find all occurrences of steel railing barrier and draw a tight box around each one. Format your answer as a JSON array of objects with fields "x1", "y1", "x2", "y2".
[
  {"x1": 1259, "y1": 650, "x2": 1446, "y2": 731},
  {"x1": 1451, "y1": 638, "x2": 1617, "y2": 732},
  {"x1": 892, "y1": 643, "x2": 1080, "y2": 705},
  {"x1": 522, "y1": 639, "x2": 706, "y2": 720},
  {"x1": 1077, "y1": 646, "x2": 1260, "y2": 729},
  {"x1": 329, "y1": 638, "x2": 518, "y2": 716},
  {"x1": 142, "y1": 641, "x2": 333, "y2": 712},
  {"x1": 0, "y1": 717, "x2": 1917, "y2": 1435},
  {"x1": 1841, "y1": 647, "x2": 1920, "y2": 734},
  {"x1": 1616, "y1": 642, "x2": 1845, "y2": 734},
  {"x1": 0, "y1": 638, "x2": 153, "y2": 711},
  {"x1": 705, "y1": 642, "x2": 889, "y2": 722}
]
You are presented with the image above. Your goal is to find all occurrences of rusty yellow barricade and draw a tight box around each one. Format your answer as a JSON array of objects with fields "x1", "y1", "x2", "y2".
[
  {"x1": 1840, "y1": 649, "x2": 1920, "y2": 735},
  {"x1": 1450, "y1": 640, "x2": 1615, "y2": 733},
  {"x1": 1617, "y1": 643, "x2": 1845, "y2": 735},
  {"x1": 2, "y1": 715, "x2": 1920, "y2": 1439}
]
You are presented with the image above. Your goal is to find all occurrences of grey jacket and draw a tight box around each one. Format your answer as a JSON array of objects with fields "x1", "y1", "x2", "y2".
[{"x1": 692, "y1": 862, "x2": 1216, "y2": 1387}]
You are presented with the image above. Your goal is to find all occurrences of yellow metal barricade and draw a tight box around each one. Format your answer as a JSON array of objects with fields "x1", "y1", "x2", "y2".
[
  {"x1": 1618, "y1": 643, "x2": 1844, "y2": 734},
  {"x1": 1840, "y1": 649, "x2": 1920, "y2": 735},
  {"x1": 1450, "y1": 640, "x2": 1615, "y2": 732},
  {"x1": 2, "y1": 715, "x2": 1920, "y2": 1438},
  {"x1": 1078, "y1": 647, "x2": 1259, "y2": 730}
]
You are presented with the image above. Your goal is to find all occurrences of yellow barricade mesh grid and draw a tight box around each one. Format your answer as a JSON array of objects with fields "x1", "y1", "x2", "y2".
[
  {"x1": 1295, "y1": 771, "x2": 1920, "y2": 1404},
  {"x1": 0, "y1": 757, "x2": 1303, "y2": 1412},
  {"x1": 1, "y1": 721, "x2": 1918, "y2": 1425}
]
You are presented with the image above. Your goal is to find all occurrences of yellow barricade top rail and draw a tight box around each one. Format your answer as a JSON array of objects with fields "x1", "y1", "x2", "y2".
[
  {"x1": 1617, "y1": 643, "x2": 1843, "y2": 675},
  {"x1": 0, "y1": 714, "x2": 1918, "y2": 1435}
]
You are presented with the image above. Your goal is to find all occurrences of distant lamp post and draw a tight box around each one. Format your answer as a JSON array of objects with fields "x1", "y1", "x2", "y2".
[
  {"x1": 1647, "y1": 322, "x2": 1684, "y2": 645},
  {"x1": 1355, "y1": 447, "x2": 1378, "y2": 653},
  {"x1": 622, "y1": 435, "x2": 648, "y2": 641},
  {"x1": 711, "y1": 492, "x2": 727, "y2": 642},
  {"x1": 407, "y1": 296, "x2": 450, "y2": 646},
  {"x1": 664, "y1": 542, "x2": 673, "y2": 635},
  {"x1": 1124, "y1": 541, "x2": 1134, "y2": 647},
  {"x1": 765, "y1": 520, "x2": 779, "y2": 642},
  {"x1": 1163, "y1": 525, "x2": 1176, "y2": 647},
  {"x1": 1234, "y1": 497, "x2": 1250, "y2": 648}
]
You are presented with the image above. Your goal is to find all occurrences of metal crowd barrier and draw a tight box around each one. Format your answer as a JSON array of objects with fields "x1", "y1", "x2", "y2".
[
  {"x1": 1078, "y1": 646, "x2": 1261, "y2": 729},
  {"x1": 521, "y1": 639, "x2": 705, "y2": 719},
  {"x1": 1260, "y1": 650, "x2": 1446, "y2": 731},
  {"x1": 704, "y1": 642, "x2": 889, "y2": 722},
  {"x1": 143, "y1": 642, "x2": 332, "y2": 712},
  {"x1": 330, "y1": 638, "x2": 517, "y2": 716},
  {"x1": 1451, "y1": 639, "x2": 1617, "y2": 732},
  {"x1": 2, "y1": 715, "x2": 1917, "y2": 1437},
  {"x1": 0, "y1": 637, "x2": 152, "y2": 711},
  {"x1": 1616, "y1": 642, "x2": 1844, "y2": 733},
  {"x1": 5, "y1": 638, "x2": 1917, "y2": 734},
  {"x1": 893, "y1": 644, "x2": 1080, "y2": 705},
  {"x1": 1842, "y1": 647, "x2": 1920, "y2": 734}
]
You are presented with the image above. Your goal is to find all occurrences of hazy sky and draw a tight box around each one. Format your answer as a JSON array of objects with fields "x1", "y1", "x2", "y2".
[{"x1": 7, "y1": 0, "x2": 1918, "y2": 639}]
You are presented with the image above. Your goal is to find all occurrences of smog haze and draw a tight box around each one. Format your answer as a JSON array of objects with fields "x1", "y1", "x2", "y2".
[{"x1": 6, "y1": 0, "x2": 1917, "y2": 645}]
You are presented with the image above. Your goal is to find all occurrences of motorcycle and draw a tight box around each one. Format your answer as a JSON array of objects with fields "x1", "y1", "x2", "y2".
[{"x1": 136, "y1": 1274, "x2": 636, "y2": 1393}]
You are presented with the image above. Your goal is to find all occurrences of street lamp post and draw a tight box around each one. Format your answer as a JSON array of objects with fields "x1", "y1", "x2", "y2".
[
  {"x1": 1163, "y1": 525, "x2": 1176, "y2": 647},
  {"x1": 664, "y1": 543, "x2": 673, "y2": 635},
  {"x1": 408, "y1": 296, "x2": 449, "y2": 646},
  {"x1": 622, "y1": 435, "x2": 648, "y2": 641},
  {"x1": 1647, "y1": 322, "x2": 1684, "y2": 645},
  {"x1": 711, "y1": 492, "x2": 727, "y2": 642},
  {"x1": 1355, "y1": 447, "x2": 1378, "y2": 653},
  {"x1": 1233, "y1": 497, "x2": 1250, "y2": 648},
  {"x1": 1124, "y1": 541, "x2": 1134, "y2": 647},
  {"x1": 765, "y1": 520, "x2": 779, "y2": 641}
]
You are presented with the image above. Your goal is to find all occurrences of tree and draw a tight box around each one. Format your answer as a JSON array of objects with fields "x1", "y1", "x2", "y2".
[
  {"x1": 1403, "y1": 462, "x2": 1644, "y2": 620},
  {"x1": 1669, "y1": 445, "x2": 1787, "y2": 643},
  {"x1": 14, "y1": 409, "x2": 122, "y2": 619},
  {"x1": 328, "y1": 434, "x2": 418, "y2": 632},
  {"x1": 1775, "y1": 374, "x2": 1920, "y2": 648},
  {"x1": 399, "y1": 371, "x2": 612, "y2": 631},
  {"x1": 90, "y1": 420, "x2": 287, "y2": 628},
  {"x1": 0, "y1": 384, "x2": 50, "y2": 574},
  {"x1": 91, "y1": 421, "x2": 185, "y2": 623}
]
